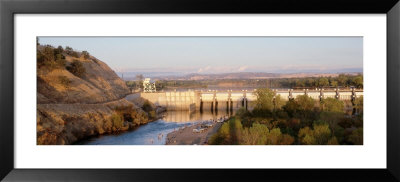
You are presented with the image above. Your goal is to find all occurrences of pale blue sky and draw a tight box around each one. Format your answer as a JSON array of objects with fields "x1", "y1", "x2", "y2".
[{"x1": 38, "y1": 37, "x2": 363, "y2": 74}]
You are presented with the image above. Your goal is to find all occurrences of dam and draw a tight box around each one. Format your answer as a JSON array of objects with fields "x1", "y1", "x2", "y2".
[{"x1": 139, "y1": 88, "x2": 363, "y2": 112}]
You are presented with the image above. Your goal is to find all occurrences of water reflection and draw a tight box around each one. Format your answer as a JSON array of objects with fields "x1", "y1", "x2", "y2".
[{"x1": 78, "y1": 110, "x2": 234, "y2": 145}]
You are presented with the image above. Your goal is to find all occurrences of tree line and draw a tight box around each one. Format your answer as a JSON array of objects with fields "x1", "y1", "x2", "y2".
[
  {"x1": 209, "y1": 88, "x2": 363, "y2": 145},
  {"x1": 269, "y1": 74, "x2": 363, "y2": 89},
  {"x1": 37, "y1": 44, "x2": 91, "y2": 87}
]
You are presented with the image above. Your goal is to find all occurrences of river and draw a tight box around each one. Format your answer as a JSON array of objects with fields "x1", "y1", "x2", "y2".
[{"x1": 78, "y1": 110, "x2": 233, "y2": 145}]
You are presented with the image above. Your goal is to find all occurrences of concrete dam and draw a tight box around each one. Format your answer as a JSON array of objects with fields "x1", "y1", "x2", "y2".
[{"x1": 140, "y1": 89, "x2": 363, "y2": 112}]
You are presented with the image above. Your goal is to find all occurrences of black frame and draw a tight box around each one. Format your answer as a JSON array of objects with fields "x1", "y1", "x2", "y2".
[{"x1": 1, "y1": 0, "x2": 399, "y2": 181}]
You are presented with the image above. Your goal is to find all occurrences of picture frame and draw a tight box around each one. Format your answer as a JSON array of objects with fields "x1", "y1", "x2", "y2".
[{"x1": 1, "y1": 0, "x2": 399, "y2": 181}]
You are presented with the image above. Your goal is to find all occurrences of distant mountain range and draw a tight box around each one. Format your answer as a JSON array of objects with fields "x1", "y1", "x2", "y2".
[{"x1": 117, "y1": 71, "x2": 362, "y2": 81}]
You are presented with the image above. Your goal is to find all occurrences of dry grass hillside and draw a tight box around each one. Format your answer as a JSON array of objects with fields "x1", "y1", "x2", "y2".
[
  {"x1": 36, "y1": 45, "x2": 156, "y2": 145},
  {"x1": 37, "y1": 47, "x2": 130, "y2": 104}
]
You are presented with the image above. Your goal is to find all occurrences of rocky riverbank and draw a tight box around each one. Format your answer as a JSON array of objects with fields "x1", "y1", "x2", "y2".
[
  {"x1": 166, "y1": 122, "x2": 223, "y2": 145},
  {"x1": 37, "y1": 98, "x2": 165, "y2": 145}
]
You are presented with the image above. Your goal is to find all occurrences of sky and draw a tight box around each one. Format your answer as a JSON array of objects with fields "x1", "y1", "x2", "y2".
[{"x1": 38, "y1": 37, "x2": 363, "y2": 74}]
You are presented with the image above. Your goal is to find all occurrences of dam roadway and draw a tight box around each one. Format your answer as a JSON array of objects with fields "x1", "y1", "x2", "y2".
[{"x1": 138, "y1": 88, "x2": 363, "y2": 112}]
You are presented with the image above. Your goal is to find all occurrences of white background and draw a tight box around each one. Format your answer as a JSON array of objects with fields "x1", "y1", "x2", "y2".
[{"x1": 15, "y1": 14, "x2": 386, "y2": 168}]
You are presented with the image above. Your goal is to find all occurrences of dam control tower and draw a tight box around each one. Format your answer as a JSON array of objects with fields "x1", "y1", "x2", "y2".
[{"x1": 143, "y1": 78, "x2": 156, "y2": 93}]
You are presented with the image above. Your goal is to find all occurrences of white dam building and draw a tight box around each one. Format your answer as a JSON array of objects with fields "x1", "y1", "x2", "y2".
[{"x1": 143, "y1": 78, "x2": 156, "y2": 93}]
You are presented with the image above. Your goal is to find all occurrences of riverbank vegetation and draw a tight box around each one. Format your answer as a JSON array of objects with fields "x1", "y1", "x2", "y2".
[
  {"x1": 108, "y1": 103, "x2": 157, "y2": 133},
  {"x1": 209, "y1": 88, "x2": 363, "y2": 145}
]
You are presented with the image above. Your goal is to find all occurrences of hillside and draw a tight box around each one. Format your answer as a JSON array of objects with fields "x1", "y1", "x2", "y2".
[
  {"x1": 36, "y1": 45, "x2": 156, "y2": 145},
  {"x1": 37, "y1": 46, "x2": 130, "y2": 104}
]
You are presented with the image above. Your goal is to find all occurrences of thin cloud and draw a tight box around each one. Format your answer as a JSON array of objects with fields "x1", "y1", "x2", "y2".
[{"x1": 237, "y1": 66, "x2": 248, "y2": 72}]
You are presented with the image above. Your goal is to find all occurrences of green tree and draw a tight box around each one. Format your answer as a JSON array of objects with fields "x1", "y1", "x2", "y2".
[
  {"x1": 298, "y1": 122, "x2": 331, "y2": 145},
  {"x1": 279, "y1": 134, "x2": 295, "y2": 145},
  {"x1": 55, "y1": 46, "x2": 64, "y2": 55},
  {"x1": 322, "y1": 97, "x2": 344, "y2": 112},
  {"x1": 283, "y1": 99, "x2": 300, "y2": 118},
  {"x1": 37, "y1": 50, "x2": 45, "y2": 67},
  {"x1": 37, "y1": 46, "x2": 66, "y2": 69},
  {"x1": 298, "y1": 127, "x2": 316, "y2": 145},
  {"x1": 241, "y1": 123, "x2": 269, "y2": 145},
  {"x1": 327, "y1": 136, "x2": 339, "y2": 145},
  {"x1": 267, "y1": 128, "x2": 282, "y2": 145},
  {"x1": 42, "y1": 46, "x2": 55, "y2": 62},
  {"x1": 354, "y1": 96, "x2": 363, "y2": 115},
  {"x1": 126, "y1": 81, "x2": 137, "y2": 88},
  {"x1": 318, "y1": 77, "x2": 329, "y2": 87},
  {"x1": 55, "y1": 53, "x2": 65, "y2": 61},
  {"x1": 64, "y1": 46, "x2": 79, "y2": 57},
  {"x1": 295, "y1": 79, "x2": 306, "y2": 87},
  {"x1": 126, "y1": 81, "x2": 137, "y2": 92},
  {"x1": 348, "y1": 128, "x2": 363, "y2": 145},
  {"x1": 319, "y1": 111, "x2": 343, "y2": 136},
  {"x1": 330, "y1": 80, "x2": 338, "y2": 87},
  {"x1": 82, "y1": 51, "x2": 90, "y2": 59},
  {"x1": 229, "y1": 118, "x2": 243, "y2": 144},
  {"x1": 132, "y1": 111, "x2": 149, "y2": 126},
  {"x1": 253, "y1": 88, "x2": 275, "y2": 113},
  {"x1": 295, "y1": 95, "x2": 315, "y2": 111},
  {"x1": 337, "y1": 74, "x2": 348, "y2": 87},
  {"x1": 235, "y1": 107, "x2": 250, "y2": 119},
  {"x1": 148, "y1": 111, "x2": 156, "y2": 119},
  {"x1": 333, "y1": 125, "x2": 345, "y2": 143},
  {"x1": 67, "y1": 60, "x2": 86, "y2": 77},
  {"x1": 209, "y1": 121, "x2": 232, "y2": 145},
  {"x1": 352, "y1": 75, "x2": 363, "y2": 88},
  {"x1": 313, "y1": 122, "x2": 331, "y2": 144},
  {"x1": 306, "y1": 78, "x2": 316, "y2": 87},
  {"x1": 65, "y1": 46, "x2": 73, "y2": 55},
  {"x1": 65, "y1": 46, "x2": 73, "y2": 52},
  {"x1": 274, "y1": 95, "x2": 286, "y2": 110},
  {"x1": 111, "y1": 113, "x2": 124, "y2": 132},
  {"x1": 142, "y1": 100, "x2": 154, "y2": 113}
]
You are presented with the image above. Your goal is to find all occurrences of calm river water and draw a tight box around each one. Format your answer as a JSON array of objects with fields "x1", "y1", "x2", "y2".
[{"x1": 78, "y1": 111, "x2": 232, "y2": 145}]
